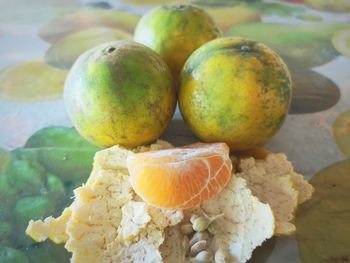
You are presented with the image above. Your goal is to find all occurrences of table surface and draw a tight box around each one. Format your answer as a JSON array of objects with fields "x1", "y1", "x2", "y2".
[{"x1": 0, "y1": 0, "x2": 349, "y2": 262}]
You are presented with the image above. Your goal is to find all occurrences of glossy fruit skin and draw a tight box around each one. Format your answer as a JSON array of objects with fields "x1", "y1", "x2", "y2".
[
  {"x1": 134, "y1": 4, "x2": 221, "y2": 81},
  {"x1": 179, "y1": 37, "x2": 292, "y2": 151},
  {"x1": 64, "y1": 40, "x2": 176, "y2": 148}
]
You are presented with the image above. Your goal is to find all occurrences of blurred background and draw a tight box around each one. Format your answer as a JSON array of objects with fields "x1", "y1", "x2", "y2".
[{"x1": 0, "y1": 0, "x2": 349, "y2": 262}]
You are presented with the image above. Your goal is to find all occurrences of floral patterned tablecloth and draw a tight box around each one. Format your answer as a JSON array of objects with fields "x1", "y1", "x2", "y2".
[{"x1": 0, "y1": 0, "x2": 349, "y2": 262}]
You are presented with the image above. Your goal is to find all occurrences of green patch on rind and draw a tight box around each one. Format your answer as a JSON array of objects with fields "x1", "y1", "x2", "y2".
[
  {"x1": 182, "y1": 37, "x2": 292, "y2": 107},
  {"x1": 179, "y1": 37, "x2": 291, "y2": 150},
  {"x1": 64, "y1": 40, "x2": 176, "y2": 147}
]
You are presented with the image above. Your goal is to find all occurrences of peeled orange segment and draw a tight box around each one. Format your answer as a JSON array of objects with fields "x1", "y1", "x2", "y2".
[{"x1": 127, "y1": 143, "x2": 232, "y2": 209}]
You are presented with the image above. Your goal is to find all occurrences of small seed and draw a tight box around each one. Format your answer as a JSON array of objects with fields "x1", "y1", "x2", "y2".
[
  {"x1": 181, "y1": 224, "x2": 194, "y2": 235},
  {"x1": 190, "y1": 214, "x2": 200, "y2": 224},
  {"x1": 195, "y1": 250, "x2": 213, "y2": 262},
  {"x1": 214, "y1": 248, "x2": 229, "y2": 263},
  {"x1": 190, "y1": 240, "x2": 207, "y2": 256},
  {"x1": 193, "y1": 216, "x2": 211, "y2": 232},
  {"x1": 189, "y1": 231, "x2": 209, "y2": 246}
]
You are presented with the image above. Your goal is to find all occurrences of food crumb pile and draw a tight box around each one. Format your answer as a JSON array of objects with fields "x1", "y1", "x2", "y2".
[{"x1": 26, "y1": 140, "x2": 313, "y2": 263}]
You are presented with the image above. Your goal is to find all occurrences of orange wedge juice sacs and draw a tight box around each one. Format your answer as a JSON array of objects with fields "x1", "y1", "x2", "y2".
[{"x1": 127, "y1": 142, "x2": 232, "y2": 209}]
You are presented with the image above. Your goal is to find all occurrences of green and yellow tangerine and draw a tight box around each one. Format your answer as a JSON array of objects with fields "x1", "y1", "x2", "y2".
[
  {"x1": 64, "y1": 40, "x2": 176, "y2": 148},
  {"x1": 134, "y1": 5, "x2": 221, "y2": 80},
  {"x1": 179, "y1": 37, "x2": 291, "y2": 151}
]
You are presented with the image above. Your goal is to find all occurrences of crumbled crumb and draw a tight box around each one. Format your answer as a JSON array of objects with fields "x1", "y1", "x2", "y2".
[{"x1": 237, "y1": 153, "x2": 314, "y2": 235}]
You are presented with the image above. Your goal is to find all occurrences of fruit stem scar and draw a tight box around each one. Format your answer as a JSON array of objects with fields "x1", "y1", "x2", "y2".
[
  {"x1": 106, "y1": 47, "x2": 116, "y2": 53},
  {"x1": 240, "y1": 45, "x2": 251, "y2": 52}
]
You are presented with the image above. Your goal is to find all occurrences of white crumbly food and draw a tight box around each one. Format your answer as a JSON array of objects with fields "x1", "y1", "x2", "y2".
[
  {"x1": 135, "y1": 140, "x2": 174, "y2": 153},
  {"x1": 119, "y1": 201, "x2": 151, "y2": 240},
  {"x1": 26, "y1": 140, "x2": 182, "y2": 263},
  {"x1": 161, "y1": 175, "x2": 275, "y2": 263},
  {"x1": 148, "y1": 207, "x2": 185, "y2": 230},
  {"x1": 289, "y1": 172, "x2": 314, "y2": 204},
  {"x1": 199, "y1": 176, "x2": 274, "y2": 263},
  {"x1": 237, "y1": 153, "x2": 314, "y2": 235},
  {"x1": 26, "y1": 207, "x2": 71, "y2": 243},
  {"x1": 105, "y1": 220, "x2": 165, "y2": 262},
  {"x1": 26, "y1": 141, "x2": 312, "y2": 263}
]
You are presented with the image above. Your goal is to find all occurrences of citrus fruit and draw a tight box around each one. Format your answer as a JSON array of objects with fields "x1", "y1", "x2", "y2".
[
  {"x1": 332, "y1": 28, "x2": 350, "y2": 59},
  {"x1": 179, "y1": 37, "x2": 292, "y2": 151},
  {"x1": 127, "y1": 142, "x2": 232, "y2": 209},
  {"x1": 134, "y1": 4, "x2": 221, "y2": 81},
  {"x1": 64, "y1": 40, "x2": 176, "y2": 148}
]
